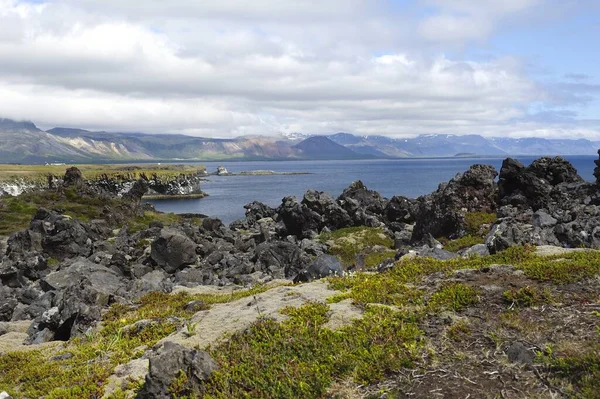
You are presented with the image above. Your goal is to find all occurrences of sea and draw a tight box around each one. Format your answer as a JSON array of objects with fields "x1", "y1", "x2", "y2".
[{"x1": 145, "y1": 156, "x2": 597, "y2": 224}]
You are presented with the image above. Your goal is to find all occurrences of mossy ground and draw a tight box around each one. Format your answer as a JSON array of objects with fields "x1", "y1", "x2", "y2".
[
  {"x1": 0, "y1": 286, "x2": 275, "y2": 398},
  {"x1": 0, "y1": 188, "x2": 124, "y2": 236},
  {"x1": 0, "y1": 187, "x2": 200, "y2": 237},
  {"x1": 318, "y1": 226, "x2": 395, "y2": 268}
]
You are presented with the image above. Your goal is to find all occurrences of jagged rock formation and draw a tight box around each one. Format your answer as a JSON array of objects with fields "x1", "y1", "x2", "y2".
[
  {"x1": 412, "y1": 164, "x2": 498, "y2": 241},
  {"x1": 2, "y1": 154, "x2": 600, "y2": 349},
  {"x1": 487, "y1": 157, "x2": 600, "y2": 252}
]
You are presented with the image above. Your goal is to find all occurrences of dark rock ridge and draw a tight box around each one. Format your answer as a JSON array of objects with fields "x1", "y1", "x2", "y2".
[
  {"x1": 2, "y1": 154, "x2": 600, "y2": 346},
  {"x1": 0, "y1": 170, "x2": 206, "y2": 198}
]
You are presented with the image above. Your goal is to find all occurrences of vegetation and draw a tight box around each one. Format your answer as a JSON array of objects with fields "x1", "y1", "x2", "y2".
[
  {"x1": 318, "y1": 226, "x2": 394, "y2": 266},
  {"x1": 204, "y1": 303, "x2": 423, "y2": 398},
  {"x1": 439, "y1": 211, "x2": 497, "y2": 253},
  {"x1": 1, "y1": 216, "x2": 599, "y2": 398},
  {"x1": 0, "y1": 285, "x2": 280, "y2": 398},
  {"x1": 503, "y1": 286, "x2": 553, "y2": 307},
  {"x1": 0, "y1": 164, "x2": 206, "y2": 185},
  {"x1": 329, "y1": 245, "x2": 600, "y2": 307},
  {"x1": 539, "y1": 313, "x2": 600, "y2": 397},
  {"x1": 0, "y1": 188, "x2": 122, "y2": 236}
]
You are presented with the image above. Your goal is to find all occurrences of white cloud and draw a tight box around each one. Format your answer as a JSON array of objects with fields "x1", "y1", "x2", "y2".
[{"x1": 0, "y1": 0, "x2": 596, "y2": 139}]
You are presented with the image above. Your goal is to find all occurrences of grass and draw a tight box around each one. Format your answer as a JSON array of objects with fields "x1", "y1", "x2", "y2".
[
  {"x1": 539, "y1": 313, "x2": 600, "y2": 398},
  {"x1": 317, "y1": 227, "x2": 394, "y2": 266}
]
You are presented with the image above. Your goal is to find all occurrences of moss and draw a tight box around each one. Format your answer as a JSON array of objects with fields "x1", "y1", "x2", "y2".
[
  {"x1": 503, "y1": 286, "x2": 553, "y2": 307},
  {"x1": 0, "y1": 284, "x2": 281, "y2": 397},
  {"x1": 318, "y1": 227, "x2": 394, "y2": 266},
  {"x1": 203, "y1": 303, "x2": 423, "y2": 399},
  {"x1": 427, "y1": 283, "x2": 479, "y2": 312},
  {"x1": 464, "y1": 212, "x2": 496, "y2": 235},
  {"x1": 0, "y1": 190, "x2": 123, "y2": 236},
  {"x1": 363, "y1": 250, "x2": 397, "y2": 269},
  {"x1": 441, "y1": 235, "x2": 484, "y2": 253},
  {"x1": 540, "y1": 314, "x2": 600, "y2": 398},
  {"x1": 128, "y1": 211, "x2": 185, "y2": 233},
  {"x1": 329, "y1": 246, "x2": 600, "y2": 309},
  {"x1": 445, "y1": 319, "x2": 472, "y2": 342}
]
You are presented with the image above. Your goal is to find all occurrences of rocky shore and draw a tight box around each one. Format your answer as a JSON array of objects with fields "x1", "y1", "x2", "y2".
[
  {"x1": 0, "y1": 164, "x2": 207, "y2": 198},
  {"x1": 0, "y1": 154, "x2": 599, "y2": 398}
]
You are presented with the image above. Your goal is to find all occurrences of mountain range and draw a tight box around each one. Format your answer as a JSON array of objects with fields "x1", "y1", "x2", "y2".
[{"x1": 1, "y1": 118, "x2": 599, "y2": 163}]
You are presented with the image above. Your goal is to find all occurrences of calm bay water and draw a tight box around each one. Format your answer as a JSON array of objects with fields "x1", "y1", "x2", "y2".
[{"x1": 145, "y1": 156, "x2": 597, "y2": 224}]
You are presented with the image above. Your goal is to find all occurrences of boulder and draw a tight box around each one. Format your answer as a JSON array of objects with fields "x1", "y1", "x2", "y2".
[
  {"x1": 151, "y1": 229, "x2": 197, "y2": 273},
  {"x1": 412, "y1": 164, "x2": 497, "y2": 241},
  {"x1": 138, "y1": 342, "x2": 218, "y2": 398},
  {"x1": 278, "y1": 196, "x2": 322, "y2": 239},
  {"x1": 338, "y1": 181, "x2": 387, "y2": 215},
  {"x1": 384, "y1": 196, "x2": 416, "y2": 229},
  {"x1": 302, "y1": 190, "x2": 352, "y2": 230},
  {"x1": 122, "y1": 179, "x2": 148, "y2": 203},
  {"x1": 498, "y1": 157, "x2": 583, "y2": 211},
  {"x1": 255, "y1": 241, "x2": 305, "y2": 278},
  {"x1": 295, "y1": 254, "x2": 343, "y2": 282},
  {"x1": 230, "y1": 201, "x2": 277, "y2": 230},
  {"x1": 63, "y1": 167, "x2": 84, "y2": 187}
]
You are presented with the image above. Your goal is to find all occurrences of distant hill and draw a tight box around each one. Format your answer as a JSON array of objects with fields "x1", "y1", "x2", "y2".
[
  {"x1": 0, "y1": 117, "x2": 599, "y2": 163},
  {"x1": 293, "y1": 136, "x2": 368, "y2": 160}
]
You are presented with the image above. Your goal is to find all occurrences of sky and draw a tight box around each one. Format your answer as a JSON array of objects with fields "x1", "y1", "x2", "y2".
[{"x1": 0, "y1": 0, "x2": 599, "y2": 139}]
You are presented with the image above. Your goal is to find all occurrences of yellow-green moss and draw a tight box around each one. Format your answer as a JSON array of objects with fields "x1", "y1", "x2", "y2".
[
  {"x1": 503, "y1": 286, "x2": 553, "y2": 307},
  {"x1": 440, "y1": 235, "x2": 484, "y2": 253},
  {"x1": 464, "y1": 212, "x2": 496, "y2": 235},
  {"x1": 203, "y1": 303, "x2": 423, "y2": 399},
  {"x1": 328, "y1": 246, "x2": 600, "y2": 308},
  {"x1": 0, "y1": 284, "x2": 282, "y2": 398},
  {"x1": 318, "y1": 227, "x2": 394, "y2": 266},
  {"x1": 427, "y1": 283, "x2": 480, "y2": 312}
]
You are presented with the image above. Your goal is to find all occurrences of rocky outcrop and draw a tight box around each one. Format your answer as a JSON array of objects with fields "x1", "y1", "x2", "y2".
[
  {"x1": 0, "y1": 168, "x2": 206, "y2": 198},
  {"x1": 487, "y1": 156, "x2": 600, "y2": 252},
  {"x1": 150, "y1": 229, "x2": 198, "y2": 273},
  {"x1": 412, "y1": 164, "x2": 498, "y2": 241},
  {"x1": 138, "y1": 342, "x2": 218, "y2": 398},
  {"x1": 4, "y1": 155, "x2": 600, "y2": 351}
]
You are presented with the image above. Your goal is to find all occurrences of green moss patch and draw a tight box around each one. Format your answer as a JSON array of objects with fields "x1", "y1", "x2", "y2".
[
  {"x1": 0, "y1": 285, "x2": 277, "y2": 398},
  {"x1": 318, "y1": 227, "x2": 394, "y2": 266},
  {"x1": 502, "y1": 286, "x2": 553, "y2": 308},
  {"x1": 203, "y1": 303, "x2": 423, "y2": 399},
  {"x1": 0, "y1": 188, "x2": 122, "y2": 236}
]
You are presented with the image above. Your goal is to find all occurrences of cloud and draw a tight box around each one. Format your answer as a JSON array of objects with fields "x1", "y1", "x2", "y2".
[
  {"x1": 417, "y1": 0, "x2": 544, "y2": 43},
  {"x1": 0, "y1": 0, "x2": 596, "y2": 139}
]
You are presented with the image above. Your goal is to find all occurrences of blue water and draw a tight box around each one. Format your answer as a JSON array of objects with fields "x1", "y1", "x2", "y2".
[{"x1": 146, "y1": 156, "x2": 597, "y2": 224}]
